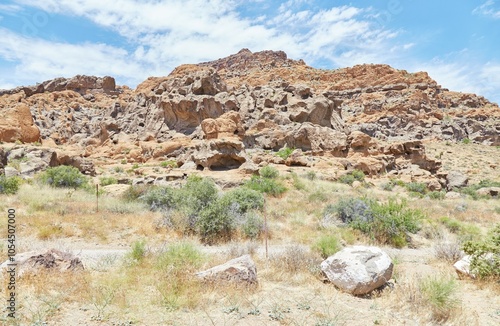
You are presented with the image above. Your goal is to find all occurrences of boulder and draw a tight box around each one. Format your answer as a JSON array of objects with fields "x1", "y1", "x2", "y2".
[
  {"x1": 195, "y1": 254, "x2": 257, "y2": 285},
  {"x1": 445, "y1": 191, "x2": 461, "y2": 199},
  {"x1": 453, "y1": 255, "x2": 472, "y2": 278},
  {"x1": 0, "y1": 148, "x2": 6, "y2": 175},
  {"x1": 320, "y1": 246, "x2": 393, "y2": 295},
  {"x1": 476, "y1": 187, "x2": 500, "y2": 197},
  {"x1": 446, "y1": 170, "x2": 469, "y2": 190},
  {"x1": 0, "y1": 249, "x2": 84, "y2": 277}
]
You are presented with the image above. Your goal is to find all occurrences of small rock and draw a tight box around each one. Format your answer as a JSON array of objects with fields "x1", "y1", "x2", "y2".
[
  {"x1": 195, "y1": 254, "x2": 257, "y2": 285},
  {"x1": 445, "y1": 191, "x2": 462, "y2": 199},
  {"x1": 446, "y1": 171, "x2": 468, "y2": 190}
]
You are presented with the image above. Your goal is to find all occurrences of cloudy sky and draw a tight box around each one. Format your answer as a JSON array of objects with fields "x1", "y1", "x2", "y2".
[{"x1": 0, "y1": 0, "x2": 499, "y2": 103}]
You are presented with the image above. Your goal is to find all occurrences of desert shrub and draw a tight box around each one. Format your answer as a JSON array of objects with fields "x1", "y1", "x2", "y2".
[
  {"x1": 0, "y1": 175, "x2": 21, "y2": 194},
  {"x1": 330, "y1": 197, "x2": 423, "y2": 247},
  {"x1": 405, "y1": 182, "x2": 427, "y2": 195},
  {"x1": 220, "y1": 187, "x2": 264, "y2": 214},
  {"x1": 312, "y1": 234, "x2": 342, "y2": 259},
  {"x1": 244, "y1": 175, "x2": 287, "y2": 196},
  {"x1": 308, "y1": 189, "x2": 328, "y2": 202},
  {"x1": 419, "y1": 275, "x2": 460, "y2": 322},
  {"x1": 127, "y1": 239, "x2": 147, "y2": 263},
  {"x1": 434, "y1": 241, "x2": 464, "y2": 263},
  {"x1": 99, "y1": 176, "x2": 117, "y2": 186},
  {"x1": 141, "y1": 186, "x2": 177, "y2": 211},
  {"x1": 304, "y1": 170, "x2": 317, "y2": 181},
  {"x1": 438, "y1": 217, "x2": 481, "y2": 242},
  {"x1": 156, "y1": 242, "x2": 204, "y2": 272},
  {"x1": 461, "y1": 138, "x2": 471, "y2": 144},
  {"x1": 276, "y1": 146, "x2": 294, "y2": 160},
  {"x1": 259, "y1": 165, "x2": 279, "y2": 179},
  {"x1": 240, "y1": 211, "x2": 264, "y2": 240},
  {"x1": 271, "y1": 245, "x2": 319, "y2": 273},
  {"x1": 39, "y1": 165, "x2": 88, "y2": 188},
  {"x1": 462, "y1": 224, "x2": 500, "y2": 279},
  {"x1": 290, "y1": 172, "x2": 306, "y2": 190},
  {"x1": 330, "y1": 197, "x2": 374, "y2": 225},
  {"x1": 122, "y1": 184, "x2": 149, "y2": 201},
  {"x1": 428, "y1": 191, "x2": 445, "y2": 200},
  {"x1": 380, "y1": 181, "x2": 395, "y2": 191},
  {"x1": 197, "y1": 199, "x2": 235, "y2": 244},
  {"x1": 160, "y1": 160, "x2": 177, "y2": 168},
  {"x1": 338, "y1": 169, "x2": 365, "y2": 185},
  {"x1": 178, "y1": 175, "x2": 218, "y2": 216}
]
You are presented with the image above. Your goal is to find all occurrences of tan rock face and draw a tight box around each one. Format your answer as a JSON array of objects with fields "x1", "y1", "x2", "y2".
[{"x1": 0, "y1": 103, "x2": 40, "y2": 143}]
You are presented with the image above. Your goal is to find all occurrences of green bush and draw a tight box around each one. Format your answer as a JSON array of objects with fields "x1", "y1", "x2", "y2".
[
  {"x1": 160, "y1": 160, "x2": 177, "y2": 168},
  {"x1": 276, "y1": 146, "x2": 294, "y2": 160},
  {"x1": 330, "y1": 197, "x2": 374, "y2": 225},
  {"x1": 0, "y1": 175, "x2": 21, "y2": 195},
  {"x1": 428, "y1": 191, "x2": 445, "y2": 200},
  {"x1": 197, "y1": 199, "x2": 235, "y2": 244},
  {"x1": 259, "y1": 165, "x2": 279, "y2": 179},
  {"x1": 419, "y1": 275, "x2": 460, "y2": 322},
  {"x1": 141, "y1": 186, "x2": 177, "y2": 211},
  {"x1": 338, "y1": 169, "x2": 365, "y2": 185},
  {"x1": 312, "y1": 234, "x2": 342, "y2": 259},
  {"x1": 39, "y1": 165, "x2": 88, "y2": 188},
  {"x1": 122, "y1": 185, "x2": 149, "y2": 201},
  {"x1": 220, "y1": 187, "x2": 264, "y2": 214},
  {"x1": 405, "y1": 182, "x2": 427, "y2": 195},
  {"x1": 127, "y1": 239, "x2": 147, "y2": 263},
  {"x1": 156, "y1": 242, "x2": 204, "y2": 272},
  {"x1": 462, "y1": 224, "x2": 500, "y2": 279},
  {"x1": 99, "y1": 176, "x2": 118, "y2": 186},
  {"x1": 304, "y1": 171, "x2": 317, "y2": 181},
  {"x1": 244, "y1": 175, "x2": 287, "y2": 196},
  {"x1": 178, "y1": 175, "x2": 219, "y2": 216},
  {"x1": 240, "y1": 211, "x2": 264, "y2": 240},
  {"x1": 291, "y1": 172, "x2": 306, "y2": 190},
  {"x1": 330, "y1": 197, "x2": 423, "y2": 247}
]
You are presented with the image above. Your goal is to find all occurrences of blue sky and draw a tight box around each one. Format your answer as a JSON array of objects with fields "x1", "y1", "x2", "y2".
[{"x1": 0, "y1": 0, "x2": 499, "y2": 103}]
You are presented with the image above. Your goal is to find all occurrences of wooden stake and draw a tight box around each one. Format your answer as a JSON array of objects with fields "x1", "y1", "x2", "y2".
[
  {"x1": 264, "y1": 212, "x2": 268, "y2": 259},
  {"x1": 96, "y1": 184, "x2": 99, "y2": 213}
]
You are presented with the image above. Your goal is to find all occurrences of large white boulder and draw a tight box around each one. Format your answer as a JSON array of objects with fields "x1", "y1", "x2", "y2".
[{"x1": 320, "y1": 246, "x2": 393, "y2": 295}]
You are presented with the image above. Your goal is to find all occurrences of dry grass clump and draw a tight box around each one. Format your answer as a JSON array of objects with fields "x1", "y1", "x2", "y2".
[
  {"x1": 434, "y1": 240, "x2": 464, "y2": 263},
  {"x1": 385, "y1": 273, "x2": 472, "y2": 325}
]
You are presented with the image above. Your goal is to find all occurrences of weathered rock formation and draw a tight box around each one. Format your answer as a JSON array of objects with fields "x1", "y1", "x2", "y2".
[{"x1": 0, "y1": 49, "x2": 498, "y2": 179}]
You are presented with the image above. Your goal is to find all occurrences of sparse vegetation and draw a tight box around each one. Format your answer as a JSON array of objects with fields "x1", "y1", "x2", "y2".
[
  {"x1": 419, "y1": 275, "x2": 460, "y2": 322},
  {"x1": 329, "y1": 197, "x2": 423, "y2": 247},
  {"x1": 312, "y1": 234, "x2": 342, "y2": 259},
  {"x1": 0, "y1": 175, "x2": 21, "y2": 194},
  {"x1": 338, "y1": 169, "x2": 365, "y2": 185},
  {"x1": 276, "y1": 146, "x2": 295, "y2": 160},
  {"x1": 99, "y1": 176, "x2": 118, "y2": 186},
  {"x1": 245, "y1": 167, "x2": 287, "y2": 196},
  {"x1": 38, "y1": 165, "x2": 88, "y2": 188},
  {"x1": 462, "y1": 224, "x2": 500, "y2": 279}
]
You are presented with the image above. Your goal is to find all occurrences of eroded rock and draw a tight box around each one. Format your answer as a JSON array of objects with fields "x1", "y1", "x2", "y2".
[{"x1": 195, "y1": 254, "x2": 257, "y2": 285}]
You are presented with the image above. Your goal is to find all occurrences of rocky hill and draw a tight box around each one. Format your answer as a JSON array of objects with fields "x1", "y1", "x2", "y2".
[{"x1": 0, "y1": 49, "x2": 498, "y2": 188}]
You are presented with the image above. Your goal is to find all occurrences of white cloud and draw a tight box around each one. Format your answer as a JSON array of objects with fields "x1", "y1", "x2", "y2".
[
  {"x1": 0, "y1": 28, "x2": 145, "y2": 86},
  {"x1": 414, "y1": 55, "x2": 500, "y2": 104},
  {"x1": 0, "y1": 0, "x2": 413, "y2": 89},
  {"x1": 0, "y1": 4, "x2": 22, "y2": 12},
  {"x1": 473, "y1": 0, "x2": 500, "y2": 19}
]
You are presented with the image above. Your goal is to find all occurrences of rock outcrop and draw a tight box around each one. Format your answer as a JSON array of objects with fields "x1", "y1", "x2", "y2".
[
  {"x1": 0, "y1": 48, "x2": 497, "y2": 177},
  {"x1": 320, "y1": 246, "x2": 393, "y2": 295}
]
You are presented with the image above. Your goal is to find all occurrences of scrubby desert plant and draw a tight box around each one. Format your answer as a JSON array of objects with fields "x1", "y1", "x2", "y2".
[
  {"x1": 419, "y1": 275, "x2": 460, "y2": 322},
  {"x1": 338, "y1": 169, "x2": 365, "y2": 185},
  {"x1": 462, "y1": 224, "x2": 500, "y2": 279},
  {"x1": 329, "y1": 197, "x2": 423, "y2": 247},
  {"x1": 220, "y1": 187, "x2": 265, "y2": 214},
  {"x1": 0, "y1": 175, "x2": 21, "y2": 194},
  {"x1": 245, "y1": 175, "x2": 287, "y2": 196},
  {"x1": 99, "y1": 176, "x2": 118, "y2": 186},
  {"x1": 312, "y1": 234, "x2": 342, "y2": 259},
  {"x1": 240, "y1": 211, "x2": 264, "y2": 240},
  {"x1": 197, "y1": 198, "x2": 236, "y2": 244},
  {"x1": 38, "y1": 165, "x2": 88, "y2": 188},
  {"x1": 141, "y1": 186, "x2": 177, "y2": 211},
  {"x1": 405, "y1": 182, "x2": 428, "y2": 195},
  {"x1": 259, "y1": 165, "x2": 279, "y2": 179},
  {"x1": 276, "y1": 146, "x2": 294, "y2": 160}
]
